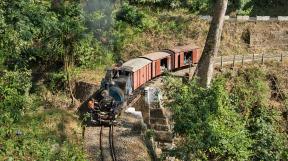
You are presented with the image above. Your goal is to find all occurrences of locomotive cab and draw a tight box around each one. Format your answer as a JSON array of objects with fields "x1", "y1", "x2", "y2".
[{"x1": 112, "y1": 69, "x2": 133, "y2": 95}]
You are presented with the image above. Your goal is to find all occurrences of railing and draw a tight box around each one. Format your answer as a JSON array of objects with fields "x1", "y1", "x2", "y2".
[
  {"x1": 215, "y1": 53, "x2": 288, "y2": 68},
  {"x1": 200, "y1": 15, "x2": 288, "y2": 22}
]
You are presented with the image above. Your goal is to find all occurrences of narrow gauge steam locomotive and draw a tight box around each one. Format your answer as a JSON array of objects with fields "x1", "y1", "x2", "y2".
[{"x1": 88, "y1": 45, "x2": 201, "y2": 126}]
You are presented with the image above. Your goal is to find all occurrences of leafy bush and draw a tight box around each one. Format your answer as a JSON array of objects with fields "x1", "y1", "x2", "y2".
[
  {"x1": 164, "y1": 77, "x2": 252, "y2": 160},
  {"x1": 248, "y1": 107, "x2": 287, "y2": 160},
  {"x1": 46, "y1": 72, "x2": 67, "y2": 93},
  {"x1": 0, "y1": 108, "x2": 87, "y2": 160},
  {"x1": 0, "y1": 0, "x2": 101, "y2": 71},
  {"x1": 186, "y1": 0, "x2": 213, "y2": 14},
  {"x1": 129, "y1": 0, "x2": 288, "y2": 15},
  {"x1": 128, "y1": 0, "x2": 213, "y2": 13},
  {"x1": 164, "y1": 67, "x2": 288, "y2": 160},
  {"x1": 116, "y1": 4, "x2": 146, "y2": 28},
  {"x1": 0, "y1": 70, "x2": 32, "y2": 123},
  {"x1": 76, "y1": 34, "x2": 114, "y2": 68},
  {"x1": 228, "y1": 67, "x2": 288, "y2": 160},
  {"x1": 0, "y1": 70, "x2": 87, "y2": 160},
  {"x1": 229, "y1": 68, "x2": 269, "y2": 118}
]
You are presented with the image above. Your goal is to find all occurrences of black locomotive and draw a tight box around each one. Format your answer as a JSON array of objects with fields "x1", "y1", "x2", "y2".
[{"x1": 87, "y1": 68, "x2": 127, "y2": 126}]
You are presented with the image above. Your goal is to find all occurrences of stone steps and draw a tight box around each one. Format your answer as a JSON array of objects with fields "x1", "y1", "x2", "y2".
[
  {"x1": 150, "y1": 117, "x2": 168, "y2": 125},
  {"x1": 154, "y1": 130, "x2": 173, "y2": 143},
  {"x1": 150, "y1": 124, "x2": 170, "y2": 131}
]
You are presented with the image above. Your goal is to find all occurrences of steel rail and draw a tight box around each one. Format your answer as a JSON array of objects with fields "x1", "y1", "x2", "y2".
[
  {"x1": 99, "y1": 126, "x2": 104, "y2": 161},
  {"x1": 109, "y1": 125, "x2": 117, "y2": 161}
]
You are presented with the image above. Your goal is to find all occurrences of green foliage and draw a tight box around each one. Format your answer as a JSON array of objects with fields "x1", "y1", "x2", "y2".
[
  {"x1": 186, "y1": 0, "x2": 213, "y2": 14},
  {"x1": 0, "y1": 70, "x2": 32, "y2": 123},
  {"x1": 227, "y1": 67, "x2": 288, "y2": 160},
  {"x1": 129, "y1": 0, "x2": 213, "y2": 13},
  {"x1": 248, "y1": 107, "x2": 287, "y2": 160},
  {"x1": 0, "y1": 108, "x2": 87, "y2": 160},
  {"x1": 0, "y1": 0, "x2": 49, "y2": 69},
  {"x1": 145, "y1": 129, "x2": 156, "y2": 139},
  {"x1": 0, "y1": 70, "x2": 86, "y2": 160},
  {"x1": 83, "y1": 0, "x2": 121, "y2": 62},
  {"x1": 164, "y1": 67, "x2": 288, "y2": 160},
  {"x1": 116, "y1": 4, "x2": 146, "y2": 28},
  {"x1": 46, "y1": 72, "x2": 67, "y2": 93},
  {"x1": 229, "y1": 68, "x2": 270, "y2": 119},
  {"x1": 76, "y1": 34, "x2": 114, "y2": 68},
  {"x1": 164, "y1": 77, "x2": 252, "y2": 160},
  {"x1": 0, "y1": 0, "x2": 111, "y2": 71},
  {"x1": 129, "y1": 0, "x2": 288, "y2": 15},
  {"x1": 84, "y1": 0, "x2": 114, "y2": 38}
]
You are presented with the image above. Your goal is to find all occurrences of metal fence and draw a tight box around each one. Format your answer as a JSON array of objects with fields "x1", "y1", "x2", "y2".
[
  {"x1": 214, "y1": 53, "x2": 288, "y2": 68},
  {"x1": 200, "y1": 15, "x2": 288, "y2": 22}
]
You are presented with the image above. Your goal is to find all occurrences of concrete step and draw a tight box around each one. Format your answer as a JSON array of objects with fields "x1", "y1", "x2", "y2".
[
  {"x1": 150, "y1": 108, "x2": 166, "y2": 118},
  {"x1": 151, "y1": 124, "x2": 170, "y2": 131},
  {"x1": 150, "y1": 117, "x2": 168, "y2": 125},
  {"x1": 154, "y1": 130, "x2": 173, "y2": 143}
]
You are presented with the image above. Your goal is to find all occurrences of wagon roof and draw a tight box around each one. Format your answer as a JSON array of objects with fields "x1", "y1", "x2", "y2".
[
  {"x1": 140, "y1": 52, "x2": 170, "y2": 61},
  {"x1": 169, "y1": 44, "x2": 199, "y2": 53},
  {"x1": 121, "y1": 58, "x2": 151, "y2": 72}
]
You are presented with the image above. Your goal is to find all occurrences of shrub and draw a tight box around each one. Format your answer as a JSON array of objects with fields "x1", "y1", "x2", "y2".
[
  {"x1": 0, "y1": 70, "x2": 32, "y2": 123},
  {"x1": 186, "y1": 0, "x2": 213, "y2": 14},
  {"x1": 164, "y1": 67, "x2": 288, "y2": 160},
  {"x1": 228, "y1": 67, "x2": 288, "y2": 160},
  {"x1": 164, "y1": 76, "x2": 252, "y2": 160},
  {"x1": 76, "y1": 35, "x2": 115, "y2": 68},
  {"x1": 116, "y1": 4, "x2": 145, "y2": 28},
  {"x1": 45, "y1": 72, "x2": 67, "y2": 93}
]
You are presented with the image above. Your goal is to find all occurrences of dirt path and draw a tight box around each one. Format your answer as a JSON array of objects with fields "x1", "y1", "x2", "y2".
[{"x1": 84, "y1": 113, "x2": 151, "y2": 161}]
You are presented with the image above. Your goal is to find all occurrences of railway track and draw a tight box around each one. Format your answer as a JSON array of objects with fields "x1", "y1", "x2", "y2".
[
  {"x1": 99, "y1": 126, "x2": 104, "y2": 161},
  {"x1": 109, "y1": 125, "x2": 116, "y2": 161},
  {"x1": 99, "y1": 125, "x2": 117, "y2": 161}
]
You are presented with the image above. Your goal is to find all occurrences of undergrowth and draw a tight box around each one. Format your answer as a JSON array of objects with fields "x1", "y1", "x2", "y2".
[
  {"x1": 163, "y1": 65, "x2": 288, "y2": 160},
  {"x1": 0, "y1": 70, "x2": 86, "y2": 160}
]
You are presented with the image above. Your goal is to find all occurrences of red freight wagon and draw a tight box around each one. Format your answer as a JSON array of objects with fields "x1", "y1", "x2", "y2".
[
  {"x1": 167, "y1": 45, "x2": 200, "y2": 69},
  {"x1": 120, "y1": 58, "x2": 152, "y2": 90},
  {"x1": 140, "y1": 52, "x2": 171, "y2": 77}
]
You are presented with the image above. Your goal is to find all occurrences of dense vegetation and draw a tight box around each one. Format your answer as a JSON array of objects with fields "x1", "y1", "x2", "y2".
[
  {"x1": 129, "y1": 0, "x2": 288, "y2": 16},
  {"x1": 164, "y1": 66, "x2": 288, "y2": 160},
  {"x1": 1, "y1": 0, "x2": 287, "y2": 160},
  {"x1": 0, "y1": 70, "x2": 86, "y2": 160},
  {"x1": 0, "y1": 0, "x2": 98, "y2": 160}
]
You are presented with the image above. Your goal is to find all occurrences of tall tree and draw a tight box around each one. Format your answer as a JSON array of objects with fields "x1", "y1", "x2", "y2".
[
  {"x1": 195, "y1": 0, "x2": 228, "y2": 87},
  {"x1": 0, "y1": 0, "x2": 88, "y2": 103},
  {"x1": 49, "y1": 1, "x2": 86, "y2": 103}
]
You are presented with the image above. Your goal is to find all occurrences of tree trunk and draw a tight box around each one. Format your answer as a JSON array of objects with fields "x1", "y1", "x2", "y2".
[
  {"x1": 64, "y1": 53, "x2": 75, "y2": 104},
  {"x1": 195, "y1": 0, "x2": 228, "y2": 88}
]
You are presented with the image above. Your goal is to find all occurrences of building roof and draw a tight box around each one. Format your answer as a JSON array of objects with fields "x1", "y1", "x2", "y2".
[
  {"x1": 168, "y1": 44, "x2": 199, "y2": 53},
  {"x1": 121, "y1": 58, "x2": 151, "y2": 72},
  {"x1": 140, "y1": 52, "x2": 170, "y2": 61}
]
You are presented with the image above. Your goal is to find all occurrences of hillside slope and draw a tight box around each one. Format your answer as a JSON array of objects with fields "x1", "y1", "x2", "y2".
[{"x1": 115, "y1": 9, "x2": 288, "y2": 60}]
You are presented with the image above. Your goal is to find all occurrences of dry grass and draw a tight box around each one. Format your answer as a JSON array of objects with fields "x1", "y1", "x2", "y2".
[
  {"x1": 217, "y1": 61, "x2": 288, "y2": 111},
  {"x1": 119, "y1": 9, "x2": 288, "y2": 60},
  {"x1": 74, "y1": 67, "x2": 106, "y2": 85},
  {"x1": 28, "y1": 108, "x2": 83, "y2": 143}
]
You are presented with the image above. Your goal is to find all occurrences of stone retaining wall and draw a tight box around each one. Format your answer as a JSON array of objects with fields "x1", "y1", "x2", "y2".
[{"x1": 74, "y1": 81, "x2": 99, "y2": 102}]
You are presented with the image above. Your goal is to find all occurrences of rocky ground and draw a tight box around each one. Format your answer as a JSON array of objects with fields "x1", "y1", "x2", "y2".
[{"x1": 84, "y1": 112, "x2": 152, "y2": 161}]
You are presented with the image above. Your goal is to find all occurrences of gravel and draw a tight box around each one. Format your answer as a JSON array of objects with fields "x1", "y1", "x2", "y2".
[{"x1": 84, "y1": 113, "x2": 151, "y2": 161}]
